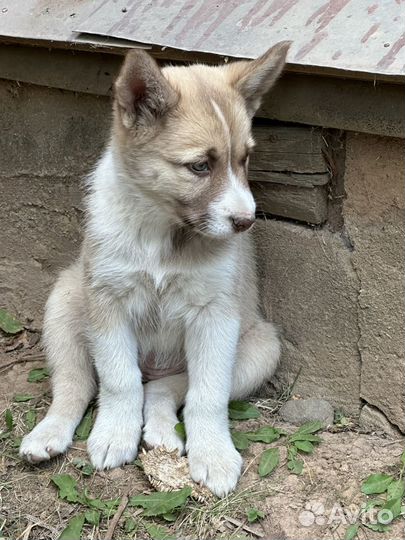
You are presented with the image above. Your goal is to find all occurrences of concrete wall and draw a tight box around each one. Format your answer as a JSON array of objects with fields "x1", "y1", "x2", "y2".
[
  {"x1": 1, "y1": 79, "x2": 404, "y2": 432},
  {"x1": 256, "y1": 133, "x2": 404, "y2": 432},
  {"x1": 0, "y1": 81, "x2": 109, "y2": 325}
]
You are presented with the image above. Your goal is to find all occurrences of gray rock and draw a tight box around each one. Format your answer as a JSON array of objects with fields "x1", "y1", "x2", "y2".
[
  {"x1": 279, "y1": 398, "x2": 334, "y2": 426},
  {"x1": 359, "y1": 404, "x2": 403, "y2": 438}
]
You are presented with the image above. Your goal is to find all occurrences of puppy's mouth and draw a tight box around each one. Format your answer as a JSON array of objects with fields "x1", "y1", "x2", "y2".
[{"x1": 181, "y1": 214, "x2": 214, "y2": 237}]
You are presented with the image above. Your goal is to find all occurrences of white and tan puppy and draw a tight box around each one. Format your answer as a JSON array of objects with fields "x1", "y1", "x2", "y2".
[{"x1": 20, "y1": 42, "x2": 290, "y2": 497}]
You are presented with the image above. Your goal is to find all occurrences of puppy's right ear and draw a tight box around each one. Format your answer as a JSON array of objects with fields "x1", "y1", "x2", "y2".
[{"x1": 114, "y1": 49, "x2": 178, "y2": 130}]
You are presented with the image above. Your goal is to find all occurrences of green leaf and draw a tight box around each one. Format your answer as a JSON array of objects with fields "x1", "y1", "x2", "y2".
[
  {"x1": 0, "y1": 309, "x2": 23, "y2": 334},
  {"x1": 379, "y1": 497, "x2": 402, "y2": 522},
  {"x1": 72, "y1": 458, "x2": 95, "y2": 477},
  {"x1": 144, "y1": 522, "x2": 176, "y2": 540},
  {"x1": 51, "y1": 474, "x2": 81, "y2": 503},
  {"x1": 344, "y1": 523, "x2": 359, "y2": 540},
  {"x1": 162, "y1": 513, "x2": 177, "y2": 522},
  {"x1": 228, "y1": 400, "x2": 260, "y2": 420},
  {"x1": 24, "y1": 409, "x2": 37, "y2": 431},
  {"x1": 75, "y1": 407, "x2": 94, "y2": 441},
  {"x1": 258, "y1": 448, "x2": 280, "y2": 477},
  {"x1": 294, "y1": 440, "x2": 314, "y2": 453},
  {"x1": 400, "y1": 451, "x2": 405, "y2": 466},
  {"x1": 5, "y1": 409, "x2": 13, "y2": 431},
  {"x1": 288, "y1": 433, "x2": 322, "y2": 443},
  {"x1": 84, "y1": 497, "x2": 106, "y2": 510},
  {"x1": 290, "y1": 421, "x2": 323, "y2": 437},
  {"x1": 363, "y1": 499, "x2": 384, "y2": 511},
  {"x1": 129, "y1": 486, "x2": 192, "y2": 516},
  {"x1": 27, "y1": 367, "x2": 49, "y2": 383},
  {"x1": 361, "y1": 473, "x2": 393, "y2": 495},
  {"x1": 246, "y1": 508, "x2": 265, "y2": 523},
  {"x1": 13, "y1": 394, "x2": 34, "y2": 402},
  {"x1": 231, "y1": 431, "x2": 250, "y2": 451},
  {"x1": 81, "y1": 491, "x2": 120, "y2": 512},
  {"x1": 174, "y1": 422, "x2": 186, "y2": 441},
  {"x1": 387, "y1": 479, "x2": 405, "y2": 500},
  {"x1": 84, "y1": 509, "x2": 100, "y2": 526},
  {"x1": 287, "y1": 458, "x2": 304, "y2": 475},
  {"x1": 125, "y1": 517, "x2": 137, "y2": 533},
  {"x1": 58, "y1": 514, "x2": 85, "y2": 540},
  {"x1": 364, "y1": 522, "x2": 391, "y2": 533},
  {"x1": 11, "y1": 435, "x2": 22, "y2": 447},
  {"x1": 245, "y1": 426, "x2": 282, "y2": 444}
]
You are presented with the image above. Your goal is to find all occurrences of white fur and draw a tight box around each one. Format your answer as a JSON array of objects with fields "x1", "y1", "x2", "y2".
[
  {"x1": 208, "y1": 165, "x2": 256, "y2": 235},
  {"x1": 208, "y1": 99, "x2": 256, "y2": 236}
]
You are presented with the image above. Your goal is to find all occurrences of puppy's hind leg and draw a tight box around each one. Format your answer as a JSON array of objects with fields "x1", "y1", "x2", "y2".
[
  {"x1": 20, "y1": 264, "x2": 96, "y2": 463},
  {"x1": 143, "y1": 373, "x2": 187, "y2": 454},
  {"x1": 231, "y1": 320, "x2": 280, "y2": 399}
]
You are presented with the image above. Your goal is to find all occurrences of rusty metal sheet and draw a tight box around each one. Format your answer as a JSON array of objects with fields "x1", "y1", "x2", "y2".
[
  {"x1": 0, "y1": 0, "x2": 151, "y2": 49},
  {"x1": 0, "y1": 0, "x2": 94, "y2": 43},
  {"x1": 74, "y1": 0, "x2": 405, "y2": 79},
  {"x1": 0, "y1": 0, "x2": 404, "y2": 80}
]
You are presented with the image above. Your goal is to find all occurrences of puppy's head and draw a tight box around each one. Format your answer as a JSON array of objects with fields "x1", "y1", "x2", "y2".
[{"x1": 113, "y1": 42, "x2": 290, "y2": 238}]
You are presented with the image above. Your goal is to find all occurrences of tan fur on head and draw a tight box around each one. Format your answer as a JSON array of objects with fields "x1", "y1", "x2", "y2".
[
  {"x1": 112, "y1": 42, "x2": 290, "y2": 239},
  {"x1": 114, "y1": 50, "x2": 178, "y2": 131},
  {"x1": 225, "y1": 41, "x2": 291, "y2": 116}
]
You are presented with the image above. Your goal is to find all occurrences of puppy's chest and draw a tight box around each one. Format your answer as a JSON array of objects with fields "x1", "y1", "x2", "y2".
[
  {"x1": 131, "y1": 268, "x2": 183, "y2": 318},
  {"x1": 95, "y1": 246, "x2": 235, "y2": 327}
]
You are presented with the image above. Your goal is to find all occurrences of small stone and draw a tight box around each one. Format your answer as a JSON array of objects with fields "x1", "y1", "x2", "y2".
[
  {"x1": 286, "y1": 474, "x2": 299, "y2": 487},
  {"x1": 107, "y1": 467, "x2": 126, "y2": 479},
  {"x1": 359, "y1": 404, "x2": 402, "y2": 438},
  {"x1": 279, "y1": 398, "x2": 334, "y2": 426}
]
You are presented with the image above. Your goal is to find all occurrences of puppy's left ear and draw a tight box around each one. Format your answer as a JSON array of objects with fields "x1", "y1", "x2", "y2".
[
  {"x1": 226, "y1": 41, "x2": 291, "y2": 117},
  {"x1": 114, "y1": 49, "x2": 178, "y2": 130}
]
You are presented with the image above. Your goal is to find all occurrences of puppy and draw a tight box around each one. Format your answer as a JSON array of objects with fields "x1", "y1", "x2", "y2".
[{"x1": 20, "y1": 42, "x2": 290, "y2": 497}]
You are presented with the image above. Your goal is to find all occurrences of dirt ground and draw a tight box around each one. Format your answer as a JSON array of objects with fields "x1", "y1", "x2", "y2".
[{"x1": 1, "y1": 336, "x2": 404, "y2": 540}]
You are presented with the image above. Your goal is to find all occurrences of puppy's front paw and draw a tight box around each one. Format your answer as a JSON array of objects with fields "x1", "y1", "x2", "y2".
[
  {"x1": 20, "y1": 415, "x2": 74, "y2": 463},
  {"x1": 88, "y1": 418, "x2": 142, "y2": 470},
  {"x1": 187, "y1": 440, "x2": 243, "y2": 497}
]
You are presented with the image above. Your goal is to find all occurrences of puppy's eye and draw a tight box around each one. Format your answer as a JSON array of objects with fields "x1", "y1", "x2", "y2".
[{"x1": 188, "y1": 162, "x2": 210, "y2": 175}]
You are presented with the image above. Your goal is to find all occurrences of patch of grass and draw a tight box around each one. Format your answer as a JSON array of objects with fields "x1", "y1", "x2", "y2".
[
  {"x1": 254, "y1": 368, "x2": 303, "y2": 416},
  {"x1": 176, "y1": 483, "x2": 270, "y2": 539},
  {"x1": 2, "y1": 395, "x2": 323, "y2": 539},
  {"x1": 344, "y1": 450, "x2": 405, "y2": 539}
]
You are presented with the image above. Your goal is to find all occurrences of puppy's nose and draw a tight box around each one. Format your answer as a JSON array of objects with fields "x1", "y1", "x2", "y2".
[{"x1": 231, "y1": 215, "x2": 255, "y2": 233}]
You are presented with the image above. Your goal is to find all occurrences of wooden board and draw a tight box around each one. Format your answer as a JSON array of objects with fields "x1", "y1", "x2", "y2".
[
  {"x1": 251, "y1": 125, "x2": 328, "y2": 174},
  {"x1": 249, "y1": 171, "x2": 330, "y2": 188},
  {"x1": 252, "y1": 183, "x2": 328, "y2": 225}
]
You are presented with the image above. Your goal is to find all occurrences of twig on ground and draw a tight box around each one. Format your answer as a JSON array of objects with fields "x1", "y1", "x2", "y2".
[
  {"x1": 104, "y1": 487, "x2": 130, "y2": 540},
  {"x1": 223, "y1": 516, "x2": 264, "y2": 538},
  {"x1": 381, "y1": 439, "x2": 404, "y2": 447},
  {"x1": 0, "y1": 354, "x2": 45, "y2": 373}
]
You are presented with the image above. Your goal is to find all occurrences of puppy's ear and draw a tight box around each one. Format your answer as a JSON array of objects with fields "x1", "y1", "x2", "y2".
[
  {"x1": 226, "y1": 41, "x2": 291, "y2": 117},
  {"x1": 114, "y1": 49, "x2": 178, "y2": 129}
]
